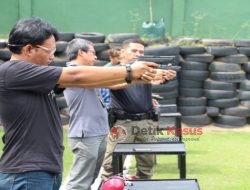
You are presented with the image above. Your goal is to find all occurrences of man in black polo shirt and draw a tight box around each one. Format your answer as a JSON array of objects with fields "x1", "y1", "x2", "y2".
[
  {"x1": 101, "y1": 39, "x2": 176, "y2": 180},
  {"x1": 0, "y1": 17, "x2": 158, "y2": 190}
]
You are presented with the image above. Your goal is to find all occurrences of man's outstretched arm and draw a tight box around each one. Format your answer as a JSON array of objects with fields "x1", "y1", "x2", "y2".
[{"x1": 58, "y1": 61, "x2": 158, "y2": 88}]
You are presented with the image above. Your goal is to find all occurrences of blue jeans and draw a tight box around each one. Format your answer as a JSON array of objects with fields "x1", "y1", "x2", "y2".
[{"x1": 0, "y1": 171, "x2": 62, "y2": 190}]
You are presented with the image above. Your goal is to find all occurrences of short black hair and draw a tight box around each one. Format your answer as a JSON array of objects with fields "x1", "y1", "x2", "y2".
[
  {"x1": 66, "y1": 38, "x2": 93, "y2": 61},
  {"x1": 8, "y1": 17, "x2": 58, "y2": 54},
  {"x1": 122, "y1": 39, "x2": 147, "y2": 48}
]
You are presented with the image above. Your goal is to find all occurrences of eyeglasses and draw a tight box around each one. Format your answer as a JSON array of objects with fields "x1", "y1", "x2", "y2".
[{"x1": 36, "y1": 45, "x2": 56, "y2": 55}]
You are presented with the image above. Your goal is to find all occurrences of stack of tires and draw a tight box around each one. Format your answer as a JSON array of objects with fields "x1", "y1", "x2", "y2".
[
  {"x1": 204, "y1": 39, "x2": 249, "y2": 127},
  {"x1": 178, "y1": 46, "x2": 213, "y2": 126},
  {"x1": 235, "y1": 40, "x2": 250, "y2": 125},
  {"x1": 50, "y1": 32, "x2": 74, "y2": 67},
  {"x1": 149, "y1": 46, "x2": 180, "y2": 105}
]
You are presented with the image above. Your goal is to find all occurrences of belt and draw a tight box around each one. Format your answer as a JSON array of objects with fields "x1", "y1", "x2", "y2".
[{"x1": 113, "y1": 109, "x2": 155, "y2": 121}]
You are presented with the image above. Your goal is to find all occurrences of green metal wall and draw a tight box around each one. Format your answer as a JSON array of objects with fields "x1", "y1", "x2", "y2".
[
  {"x1": 1, "y1": 0, "x2": 250, "y2": 39},
  {"x1": 183, "y1": 0, "x2": 250, "y2": 39}
]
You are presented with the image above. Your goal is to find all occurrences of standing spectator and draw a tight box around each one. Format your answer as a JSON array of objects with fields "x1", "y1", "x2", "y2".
[
  {"x1": 105, "y1": 48, "x2": 121, "y2": 67},
  {"x1": 63, "y1": 38, "x2": 110, "y2": 190}
]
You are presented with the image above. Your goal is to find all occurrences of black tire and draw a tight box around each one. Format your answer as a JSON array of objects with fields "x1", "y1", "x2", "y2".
[
  {"x1": 215, "y1": 54, "x2": 248, "y2": 64},
  {"x1": 94, "y1": 43, "x2": 109, "y2": 52},
  {"x1": 184, "y1": 54, "x2": 214, "y2": 63},
  {"x1": 241, "y1": 100, "x2": 250, "y2": 108},
  {"x1": 57, "y1": 32, "x2": 75, "y2": 42},
  {"x1": 242, "y1": 62, "x2": 250, "y2": 72},
  {"x1": 207, "y1": 107, "x2": 219, "y2": 117},
  {"x1": 182, "y1": 114, "x2": 212, "y2": 126},
  {"x1": 180, "y1": 46, "x2": 205, "y2": 55},
  {"x1": 50, "y1": 56, "x2": 68, "y2": 67},
  {"x1": 238, "y1": 47, "x2": 250, "y2": 56},
  {"x1": 209, "y1": 62, "x2": 241, "y2": 72},
  {"x1": 0, "y1": 40, "x2": 7, "y2": 48},
  {"x1": 204, "y1": 79, "x2": 236, "y2": 90},
  {"x1": 180, "y1": 70, "x2": 209, "y2": 81},
  {"x1": 152, "y1": 79, "x2": 178, "y2": 93},
  {"x1": 179, "y1": 88, "x2": 204, "y2": 97},
  {"x1": 144, "y1": 46, "x2": 180, "y2": 56},
  {"x1": 108, "y1": 43, "x2": 123, "y2": 49},
  {"x1": 214, "y1": 115, "x2": 247, "y2": 128},
  {"x1": 235, "y1": 39, "x2": 250, "y2": 47},
  {"x1": 75, "y1": 32, "x2": 105, "y2": 43},
  {"x1": 180, "y1": 61, "x2": 208, "y2": 71},
  {"x1": 237, "y1": 90, "x2": 250, "y2": 100},
  {"x1": 178, "y1": 97, "x2": 207, "y2": 106},
  {"x1": 179, "y1": 106, "x2": 206, "y2": 116},
  {"x1": 208, "y1": 98, "x2": 239, "y2": 108},
  {"x1": 201, "y1": 39, "x2": 234, "y2": 46},
  {"x1": 56, "y1": 41, "x2": 68, "y2": 53},
  {"x1": 221, "y1": 106, "x2": 250, "y2": 117},
  {"x1": 97, "y1": 50, "x2": 109, "y2": 61},
  {"x1": 239, "y1": 80, "x2": 250, "y2": 90},
  {"x1": 158, "y1": 98, "x2": 176, "y2": 105},
  {"x1": 159, "y1": 89, "x2": 178, "y2": 99},
  {"x1": 106, "y1": 33, "x2": 139, "y2": 43},
  {"x1": 179, "y1": 79, "x2": 203, "y2": 88},
  {"x1": 210, "y1": 71, "x2": 246, "y2": 82},
  {"x1": 0, "y1": 49, "x2": 11, "y2": 61},
  {"x1": 206, "y1": 46, "x2": 237, "y2": 56},
  {"x1": 204, "y1": 89, "x2": 236, "y2": 99}
]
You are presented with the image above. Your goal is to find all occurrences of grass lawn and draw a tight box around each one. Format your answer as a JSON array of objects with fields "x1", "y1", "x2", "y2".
[
  {"x1": 129, "y1": 130, "x2": 250, "y2": 190},
  {"x1": 0, "y1": 127, "x2": 250, "y2": 189}
]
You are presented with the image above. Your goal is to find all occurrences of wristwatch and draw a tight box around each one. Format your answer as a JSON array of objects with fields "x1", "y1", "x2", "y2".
[{"x1": 125, "y1": 64, "x2": 132, "y2": 84}]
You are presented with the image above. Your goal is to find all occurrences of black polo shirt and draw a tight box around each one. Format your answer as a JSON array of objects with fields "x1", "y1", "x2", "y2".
[
  {"x1": 111, "y1": 83, "x2": 153, "y2": 113},
  {"x1": 0, "y1": 60, "x2": 63, "y2": 174}
]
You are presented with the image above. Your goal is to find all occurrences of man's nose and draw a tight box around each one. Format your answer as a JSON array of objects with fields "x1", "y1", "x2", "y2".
[{"x1": 49, "y1": 54, "x2": 55, "y2": 61}]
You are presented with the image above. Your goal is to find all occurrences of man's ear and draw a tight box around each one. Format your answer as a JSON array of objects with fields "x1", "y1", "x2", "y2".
[
  {"x1": 22, "y1": 44, "x2": 33, "y2": 55},
  {"x1": 78, "y1": 49, "x2": 86, "y2": 57}
]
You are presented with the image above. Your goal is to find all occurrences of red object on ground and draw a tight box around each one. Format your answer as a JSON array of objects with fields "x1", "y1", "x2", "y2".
[{"x1": 101, "y1": 176, "x2": 125, "y2": 190}]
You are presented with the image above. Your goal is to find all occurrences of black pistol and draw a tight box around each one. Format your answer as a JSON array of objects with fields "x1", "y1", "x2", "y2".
[{"x1": 138, "y1": 55, "x2": 181, "y2": 71}]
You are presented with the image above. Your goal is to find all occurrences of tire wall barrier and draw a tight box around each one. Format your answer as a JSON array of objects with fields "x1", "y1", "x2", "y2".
[{"x1": 1, "y1": 35, "x2": 250, "y2": 128}]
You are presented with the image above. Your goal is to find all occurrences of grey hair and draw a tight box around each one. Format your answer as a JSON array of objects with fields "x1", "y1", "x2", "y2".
[{"x1": 66, "y1": 38, "x2": 93, "y2": 61}]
